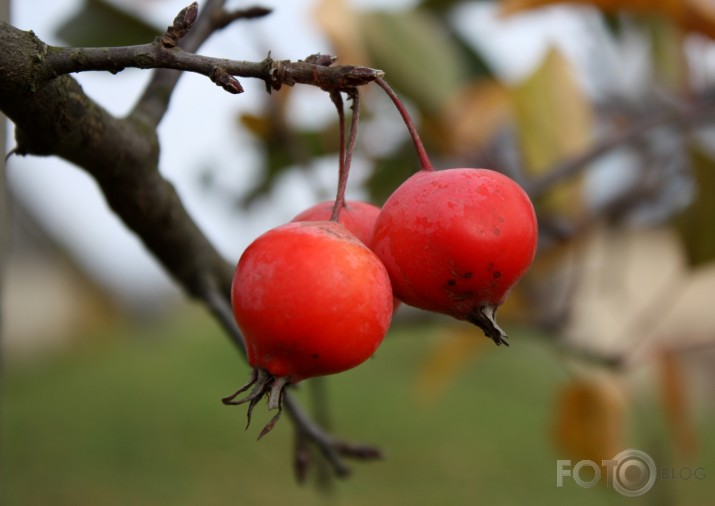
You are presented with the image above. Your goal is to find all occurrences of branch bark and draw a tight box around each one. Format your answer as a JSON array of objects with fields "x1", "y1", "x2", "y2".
[
  {"x1": 35, "y1": 2, "x2": 381, "y2": 107},
  {"x1": 42, "y1": 40, "x2": 383, "y2": 94},
  {"x1": 1, "y1": 21, "x2": 234, "y2": 300}
]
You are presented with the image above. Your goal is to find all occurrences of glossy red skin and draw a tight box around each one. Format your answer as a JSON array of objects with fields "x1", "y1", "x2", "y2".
[
  {"x1": 231, "y1": 221, "x2": 393, "y2": 383},
  {"x1": 372, "y1": 168, "x2": 537, "y2": 319},
  {"x1": 291, "y1": 200, "x2": 381, "y2": 247},
  {"x1": 292, "y1": 200, "x2": 402, "y2": 312}
]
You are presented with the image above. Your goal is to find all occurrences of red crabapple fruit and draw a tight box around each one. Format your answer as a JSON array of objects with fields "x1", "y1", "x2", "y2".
[
  {"x1": 372, "y1": 168, "x2": 537, "y2": 345},
  {"x1": 224, "y1": 220, "x2": 393, "y2": 437}
]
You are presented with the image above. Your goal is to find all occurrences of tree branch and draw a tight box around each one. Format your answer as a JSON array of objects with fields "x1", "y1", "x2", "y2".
[
  {"x1": 34, "y1": 2, "x2": 382, "y2": 130},
  {"x1": 0, "y1": 15, "x2": 382, "y2": 480},
  {"x1": 43, "y1": 41, "x2": 383, "y2": 94},
  {"x1": 129, "y1": 1, "x2": 274, "y2": 127},
  {"x1": 1, "y1": 22, "x2": 231, "y2": 297}
]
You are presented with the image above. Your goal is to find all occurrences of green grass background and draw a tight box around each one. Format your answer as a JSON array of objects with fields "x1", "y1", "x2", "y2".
[{"x1": 2, "y1": 307, "x2": 713, "y2": 505}]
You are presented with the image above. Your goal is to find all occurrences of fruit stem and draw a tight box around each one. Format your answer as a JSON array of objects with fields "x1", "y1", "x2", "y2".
[
  {"x1": 330, "y1": 90, "x2": 361, "y2": 222},
  {"x1": 374, "y1": 77, "x2": 434, "y2": 172},
  {"x1": 329, "y1": 91, "x2": 346, "y2": 223}
]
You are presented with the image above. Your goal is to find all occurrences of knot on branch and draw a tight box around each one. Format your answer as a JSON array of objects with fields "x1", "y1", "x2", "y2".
[
  {"x1": 325, "y1": 65, "x2": 384, "y2": 91},
  {"x1": 267, "y1": 54, "x2": 384, "y2": 93},
  {"x1": 161, "y1": 2, "x2": 199, "y2": 48},
  {"x1": 268, "y1": 58, "x2": 293, "y2": 90}
]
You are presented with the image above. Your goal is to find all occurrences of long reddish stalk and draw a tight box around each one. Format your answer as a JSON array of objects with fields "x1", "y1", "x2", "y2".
[
  {"x1": 328, "y1": 91, "x2": 347, "y2": 222},
  {"x1": 330, "y1": 90, "x2": 361, "y2": 222},
  {"x1": 374, "y1": 77, "x2": 434, "y2": 172}
]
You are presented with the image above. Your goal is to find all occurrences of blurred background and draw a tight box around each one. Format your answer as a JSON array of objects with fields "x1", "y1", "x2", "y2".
[{"x1": 2, "y1": 0, "x2": 715, "y2": 504}]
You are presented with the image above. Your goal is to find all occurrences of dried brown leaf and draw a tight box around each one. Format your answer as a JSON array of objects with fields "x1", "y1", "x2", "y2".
[{"x1": 552, "y1": 376, "x2": 626, "y2": 464}]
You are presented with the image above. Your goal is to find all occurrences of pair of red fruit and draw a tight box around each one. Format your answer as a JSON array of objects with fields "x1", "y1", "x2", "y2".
[{"x1": 224, "y1": 79, "x2": 538, "y2": 436}]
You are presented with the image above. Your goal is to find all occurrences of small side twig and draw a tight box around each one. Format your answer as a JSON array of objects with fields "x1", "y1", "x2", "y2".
[
  {"x1": 37, "y1": 3, "x2": 383, "y2": 128},
  {"x1": 131, "y1": 2, "x2": 269, "y2": 126},
  {"x1": 284, "y1": 394, "x2": 384, "y2": 479},
  {"x1": 160, "y1": 2, "x2": 199, "y2": 48}
]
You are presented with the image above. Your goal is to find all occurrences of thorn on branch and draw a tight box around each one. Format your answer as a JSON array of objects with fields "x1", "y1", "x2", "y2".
[
  {"x1": 211, "y1": 67, "x2": 244, "y2": 94},
  {"x1": 161, "y1": 2, "x2": 199, "y2": 48}
]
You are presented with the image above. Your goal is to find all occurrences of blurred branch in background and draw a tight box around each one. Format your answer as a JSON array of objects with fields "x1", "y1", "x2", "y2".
[{"x1": 527, "y1": 96, "x2": 715, "y2": 199}]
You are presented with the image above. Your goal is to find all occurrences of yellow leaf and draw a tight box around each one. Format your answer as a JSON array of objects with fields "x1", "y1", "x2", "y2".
[
  {"x1": 239, "y1": 113, "x2": 271, "y2": 139},
  {"x1": 552, "y1": 376, "x2": 626, "y2": 464},
  {"x1": 414, "y1": 325, "x2": 488, "y2": 405},
  {"x1": 237, "y1": 88, "x2": 292, "y2": 140},
  {"x1": 512, "y1": 47, "x2": 592, "y2": 215},
  {"x1": 500, "y1": 0, "x2": 715, "y2": 40}
]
